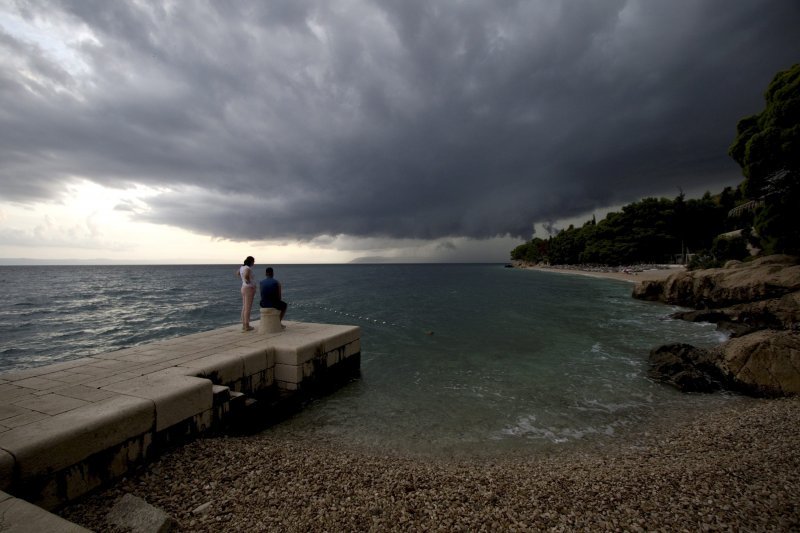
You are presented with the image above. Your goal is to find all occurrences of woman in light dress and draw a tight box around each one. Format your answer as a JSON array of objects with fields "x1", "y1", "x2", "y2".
[{"x1": 237, "y1": 256, "x2": 257, "y2": 331}]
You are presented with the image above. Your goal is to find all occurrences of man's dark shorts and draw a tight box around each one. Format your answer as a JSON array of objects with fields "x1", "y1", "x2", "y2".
[{"x1": 270, "y1": 301, "x2": 287, "y2": 312}]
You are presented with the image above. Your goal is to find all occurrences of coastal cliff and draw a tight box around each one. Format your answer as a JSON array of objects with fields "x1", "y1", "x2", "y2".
[{"x1": 633, "y1": 255, "x2": 800, "y2": 397}]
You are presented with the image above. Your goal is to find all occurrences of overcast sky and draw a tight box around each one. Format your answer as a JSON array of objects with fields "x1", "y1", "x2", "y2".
[{"x1": 1, "y1": 0, "x2": 798, "y2": 263}]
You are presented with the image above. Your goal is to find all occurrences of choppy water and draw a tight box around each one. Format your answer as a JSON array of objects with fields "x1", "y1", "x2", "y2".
[{"x1": 0, "y1": 264, "x2": 738, "y2": 455}]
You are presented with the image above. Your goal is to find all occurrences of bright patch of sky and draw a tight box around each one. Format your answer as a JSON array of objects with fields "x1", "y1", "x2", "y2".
[{"x1": 0, "y1": 10, "x2": 96, "y2": 76}]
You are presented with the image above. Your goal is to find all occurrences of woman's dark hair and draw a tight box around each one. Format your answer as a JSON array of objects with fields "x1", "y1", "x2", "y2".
[{"x1": 243, "y1": 256, "x2": 255, "y2": 266}]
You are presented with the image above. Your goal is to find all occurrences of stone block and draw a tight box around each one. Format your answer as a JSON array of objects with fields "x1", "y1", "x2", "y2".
[
  {"x1": 83, "y1": 371, "x2": 142, "y2": 388},
  {"x1": 140, "y1": 366, "x2": 198, "y2": 378},
  {"x1": 63, "y1": 365, "x2": 116, "y2": 378},
  {"x1": 116, "y1": 351, "x2": 176, "y2": 364},
  {"x1": 345, "y1": 339, "x2": 361, "y2": 358},
  {"x1": 48, "y1": 385, "x2": 117, "y2": 403},
  {"x1": 321, "y1": 327, "x2": 362, "y2": 353},
  {"x1": 326, "y1": 350, "x2": 340, "y2": 367},
  {"x1": 0, "y1": 385, "x2": 27, "y2": 403},
  {"x1": 0, "y1": 404, "x2": 30, "y2": 422},
  {"x1": 13, "y1": 394, "x2": 89, "y2": 416},
  {"x1": 0, "y1": 493, "x2": 91, "y2": 532},
  {"x1": 0, "y1": 395, "x2": 154, "y2": 479},
  {"x1": 34, "y1": 434, "x2": 151, "y2": 510},
  {"x1": 44, "y1": 371, "x2": 97, "y2": 385},
  {"x1": 0, "y1": 449, "x2": 14, "y2": 492},
  {"x1": 274, "y1": 364, "x2": 303, "y2": 384},
  {"x1": 85, "y1": 358, "x2": 144, "y2": 371},
  {"x1": 241, "y1": 349, "x2": 269, "y2": 377},
  {"x1": 272, "y1": 341, "x2": 322, "y2": 366},
  {"x1": 12, "y1": 376, "x2": 65, "y2": 392},
  {"x1": 0, "y1": 368, "x2": 54, "y2": 382},
  {"x1": 1, "y1": 411, "x2": 48, "y2": 429},
  {"x1": 303, "y1": 360, "x2": 316, "y2": 378},
  {"x1": 177, "y1": 353, "x2": 245, "y2": 386},
  {"x1": 103, "y1": 375, "x2": 212, "y2": 432}
]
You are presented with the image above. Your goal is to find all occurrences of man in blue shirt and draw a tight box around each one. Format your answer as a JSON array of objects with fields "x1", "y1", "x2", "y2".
[{"x1": 259, "y1": 267, "x2": 288, "y2": 321}]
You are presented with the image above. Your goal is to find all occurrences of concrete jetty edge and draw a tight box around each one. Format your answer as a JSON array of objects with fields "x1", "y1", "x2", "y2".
[{"x1": 0, "y1": 319, "x2": 360, "y2": 526}]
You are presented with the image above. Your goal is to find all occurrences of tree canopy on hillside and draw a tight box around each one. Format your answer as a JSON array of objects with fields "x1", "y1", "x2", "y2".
[
  {"x1": 510, "y1": 192, "x2": 739, "y2": 266},
  {"x1": 512, "y1": 64, "x2": 799, "y2": 265},
  {"x1": 728, "y1": 63, "x2": 800, "y2": 254}
]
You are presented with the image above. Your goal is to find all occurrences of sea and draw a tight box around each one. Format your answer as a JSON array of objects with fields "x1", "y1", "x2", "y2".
[{"x1": 0, "y1": 264, "x2": 742, "y2": 457}]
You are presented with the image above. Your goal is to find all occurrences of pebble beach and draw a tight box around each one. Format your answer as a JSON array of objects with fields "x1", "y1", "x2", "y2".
[
  {"x1": 522, "y1": 263, "x2": 682, "y2": 283},
  {"x1": 61, "y1": 396, "x2": 800, "y2": 531}
]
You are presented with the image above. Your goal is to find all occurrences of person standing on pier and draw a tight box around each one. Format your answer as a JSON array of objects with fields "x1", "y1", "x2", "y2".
[
  {"x1": 237, "y1": 256, "x2": 257, "y2": 332},
  {"x1": 260, "y1": 267, "x2": 288, "y2": 323}
]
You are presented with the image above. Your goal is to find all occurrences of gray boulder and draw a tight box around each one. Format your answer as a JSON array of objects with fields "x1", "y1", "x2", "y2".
[{"x1": 107, "y1": 493, "x2": 179, "y2": 533}]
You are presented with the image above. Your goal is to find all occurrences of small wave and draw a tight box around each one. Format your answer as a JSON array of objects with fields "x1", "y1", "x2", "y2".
[
  {"x1": 0, "y1": 347, "x2": 23, "y2": 355},
  {"x1": 574, "y1": 398, "x2": 645, "y2": 414},
  {"x1": 500, "y1": 414, "x2": 618, "y2": 443},
  {"x1": 714, "y1": 330, "x2": 731, "y2": 343}
]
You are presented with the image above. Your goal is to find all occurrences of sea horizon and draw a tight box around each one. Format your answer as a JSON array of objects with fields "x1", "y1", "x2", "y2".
[{"x1": 0, "y1": 259, "x2": 508, "y2": 266}]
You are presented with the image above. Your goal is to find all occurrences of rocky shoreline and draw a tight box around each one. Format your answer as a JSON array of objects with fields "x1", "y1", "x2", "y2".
[{"x1": 634, "y1": 255, "x2": 800, "y2": 397}]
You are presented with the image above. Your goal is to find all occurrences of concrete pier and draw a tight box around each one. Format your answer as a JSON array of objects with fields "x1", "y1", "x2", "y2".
[{"x1": 0, "y1": 319, "x2": 360, "y2": 518}]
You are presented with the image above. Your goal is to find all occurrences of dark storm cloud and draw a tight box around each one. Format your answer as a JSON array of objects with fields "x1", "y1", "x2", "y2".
[{"x1": 1, "y1": 0, "x2": 798, "y2": 241}]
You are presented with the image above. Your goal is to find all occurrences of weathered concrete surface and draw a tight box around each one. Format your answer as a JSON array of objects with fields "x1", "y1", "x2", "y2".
[
  {"x1": 0, "y1": 491, "x2": 90, "y2": 532},
  {"x1": 0, "y1": 319, "x2": 360, "y2": 512},
  {"x1": 102, "y1": 374, "x2": 212, "y2": 432}
]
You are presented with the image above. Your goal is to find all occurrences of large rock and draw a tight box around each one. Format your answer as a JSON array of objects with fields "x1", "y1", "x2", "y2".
[
  {"x1": 672, "y1": 290, "x2": 800, "y2": 336},
  {"x1": 633, "y1": 255, "x2": 800, "y2": 309},
  {"x1": 648, "y1": 344, "x2": 722, "y2": 393},
  {"x1": 709, "y1": 330, "x2": 800, "y2": 397},
  {"x1": 648, "y1": 331, "x2": 800, "y2": 397}
]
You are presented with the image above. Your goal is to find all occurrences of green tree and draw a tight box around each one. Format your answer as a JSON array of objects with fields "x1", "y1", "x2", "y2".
[
  {"x1": 510, "y1": 238, "x2": 549, "y2": 263},
  {"x1": 728, "y1": 64, "x2": 800, "y2": 254}
]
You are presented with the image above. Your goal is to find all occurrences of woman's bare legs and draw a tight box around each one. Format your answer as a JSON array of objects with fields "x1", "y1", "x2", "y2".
[{"x1": 241, "y1": 286, "x2": 256, "y2": 330}]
